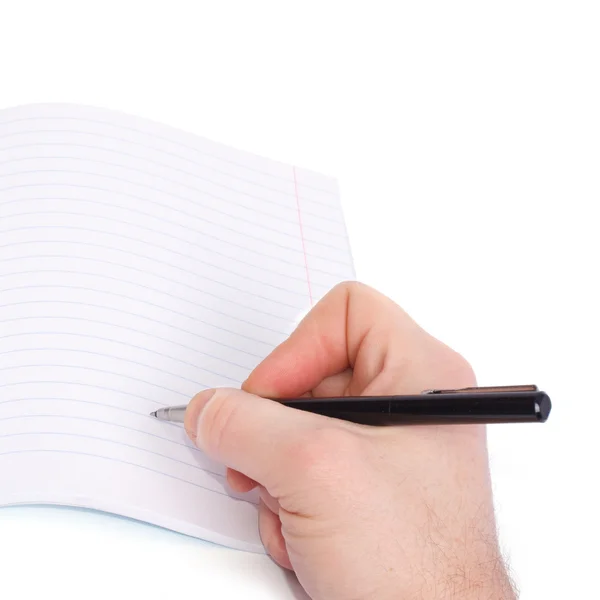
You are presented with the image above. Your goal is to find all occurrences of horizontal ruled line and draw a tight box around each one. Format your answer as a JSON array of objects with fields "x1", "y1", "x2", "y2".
[
  {"x1": 0, "y1": 238, "x2": 310, "y2": 300},
  {"x1": 0, "y1": 167, "x2": 347, "y2": 243},
  {"x1": 0, "y1": 182, "x2": 353, "y2": 265},
  {"x1": 0, "y1": 256, "x2": 303, "y2": 319},
  {"x1": 0, "y1": 330, "x2": 247, "y2": 382},
  {"x1": 0, "y1": 150, "x2": 344, "y2": 227},
  {"x1": 0, "y1": 397, "x2": 182, "y2": 429},
  {"x1": 0, "y1": 200, "x2": 351, "y2": 278},
  {"x1": 0, "y1": 307, "x2": 261, "y2": 363},
  {"x1": 0, "y1": 365, "x2": 190, "y2": 397},
  {"x1": 0, "y1": 381, "x2": 188, "y2": 408},
  {"x1": 0, "y1": 116, "x2": 339, "y2": 202},
  {"x1": 0, "y1": 410, "x2": 199, "y2": 458},
  {"x1": 0, "y1": 424, "x2": 224, "y2": 478},
  {"x1": 0, "y1": 448, "x2": 256, "y2": 502},
  {"x1": 0, "y1": 287, "x2": 271, "y2": 355},
  {"x1": 0, "y1": 348, "x2": 224, "y2": 388}
]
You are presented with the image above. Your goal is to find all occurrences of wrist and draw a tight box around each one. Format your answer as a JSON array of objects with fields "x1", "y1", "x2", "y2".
[
  {"x1": 428, "y1": 556, "x2": 517, "y2": 600},
  {"x1": 391, "y1": 549, "x2": 517, "y2": 600},
  {"x1": 450, "y1": 566, "x2": 516, "y2": 600},
  {"x1": 366, "y1": 562, "x2": 516, "y2": 600}
]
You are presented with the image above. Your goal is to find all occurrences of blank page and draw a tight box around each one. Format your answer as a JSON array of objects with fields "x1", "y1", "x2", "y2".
[{"x1": 0, "y1": 104, "x2": 355, "y2": 552}]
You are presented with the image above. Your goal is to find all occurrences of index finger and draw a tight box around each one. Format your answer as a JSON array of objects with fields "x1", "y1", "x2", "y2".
[{"x1": 242, "y1": 281, "x2": 422, "y2": 398}]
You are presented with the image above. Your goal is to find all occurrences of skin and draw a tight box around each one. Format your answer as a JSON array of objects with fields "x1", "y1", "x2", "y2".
[{"x1": 184, "y1": 282, "x2": 516, "y2": 600}]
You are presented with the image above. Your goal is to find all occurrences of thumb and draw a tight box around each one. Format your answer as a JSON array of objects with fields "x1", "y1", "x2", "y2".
[{"x1": 184, "y1": 387, "x2": 348, "y2": 494}]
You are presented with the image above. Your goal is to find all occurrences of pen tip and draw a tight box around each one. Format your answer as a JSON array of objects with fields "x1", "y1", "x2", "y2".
[{"x1": 150, "y1": 410, "x2": 157, "y2": 418}]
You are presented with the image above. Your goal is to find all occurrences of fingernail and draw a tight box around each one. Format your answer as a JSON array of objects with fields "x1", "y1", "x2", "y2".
[{"x1": 184, "y1": 388, "x2": 216, "y2": 446}]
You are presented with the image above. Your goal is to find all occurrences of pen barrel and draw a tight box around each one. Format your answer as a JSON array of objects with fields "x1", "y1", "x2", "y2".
[{"x1": 280, "y1": 392, "x2": 551, "y2": 426}]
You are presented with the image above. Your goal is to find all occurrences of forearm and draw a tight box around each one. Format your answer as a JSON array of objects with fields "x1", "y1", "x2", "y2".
[
  {"x1": 396, "y1": 506, "x2": 517, "y2": 600},
  {"x1": 371, "y1": 558, "x2": 516, "y2": 600},
  {"x1": 434, "y1": 559, "x2": 516, "y2": 600},
  {"x1": 411, "y1": 542, "x2": 517, "y2": 600}
]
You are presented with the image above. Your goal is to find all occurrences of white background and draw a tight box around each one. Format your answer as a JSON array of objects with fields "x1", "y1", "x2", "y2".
[{"x1": 0, "y1": 1, "x2": 598, "y2": 598}]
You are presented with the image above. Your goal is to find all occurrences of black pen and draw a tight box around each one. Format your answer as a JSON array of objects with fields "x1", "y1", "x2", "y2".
[{"x1": 150, "y1": 385, "x2": 551, "y2": 426}]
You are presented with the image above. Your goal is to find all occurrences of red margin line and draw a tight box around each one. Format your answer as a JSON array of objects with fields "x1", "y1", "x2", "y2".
[{"x1": 293, "y1": 166, "x2": 313, "y2": 305}]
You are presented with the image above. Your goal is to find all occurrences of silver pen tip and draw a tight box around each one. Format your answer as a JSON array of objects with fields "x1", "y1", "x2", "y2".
[{"x1": 150, "y1": 410, "x2": 158, "y2": 418}]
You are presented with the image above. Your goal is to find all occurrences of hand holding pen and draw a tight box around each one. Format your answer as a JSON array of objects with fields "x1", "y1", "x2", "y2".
[{"x1": 156, "y1": 282, "x2": 529, "y2": 600}]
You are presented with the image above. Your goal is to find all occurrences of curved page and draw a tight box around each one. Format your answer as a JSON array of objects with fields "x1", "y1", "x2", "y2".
[{"x1": 0, "y1": 104, "x2": 354, "y2": 552}]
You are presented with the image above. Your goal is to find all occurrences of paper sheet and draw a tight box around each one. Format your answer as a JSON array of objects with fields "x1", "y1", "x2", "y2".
[{"x1": 0, "y1": 104, "x2": 354, "y2": 552}]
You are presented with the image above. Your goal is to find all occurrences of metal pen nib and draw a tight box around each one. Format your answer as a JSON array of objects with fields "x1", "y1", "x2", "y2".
[{"x1": 149, "y1": 405, "x2": 187, "y2": 423}]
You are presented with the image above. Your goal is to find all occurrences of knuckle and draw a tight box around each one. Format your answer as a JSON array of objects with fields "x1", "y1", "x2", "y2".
[
  {"x1": 445, "y1": 350, "x2": 477, "y2": 386},
  {"x1": 334, "y1": 280, "x2": 399, "y2": 315},
  {"x1": 426, "y1": 343, "x2": 477, "y2": 388},
  {"x1": 331, "y1": 280, "x2": 354, "y2": 294},
  {"x1": 331, "y1": 280, "x2": 368, "y2": 299}
]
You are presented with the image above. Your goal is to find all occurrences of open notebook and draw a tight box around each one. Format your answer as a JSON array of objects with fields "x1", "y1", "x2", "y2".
[{"x1": 0, "y1": 104, "x2": 354, "y2": 553}]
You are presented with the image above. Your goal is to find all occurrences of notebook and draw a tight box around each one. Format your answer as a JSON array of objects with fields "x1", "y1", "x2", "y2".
[{"x1": 0, "y1": 104, "x2": 355, "y2": 553}]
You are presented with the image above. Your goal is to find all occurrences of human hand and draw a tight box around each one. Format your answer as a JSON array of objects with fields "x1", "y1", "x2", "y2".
[{"x1": 185, "y1": 282, "x2": 515, "y2": 599}]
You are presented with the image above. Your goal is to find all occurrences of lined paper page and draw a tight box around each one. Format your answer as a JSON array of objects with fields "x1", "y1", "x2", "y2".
[{"x1": 0, "y1": 104, "x2": 355, "y2": 552}]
